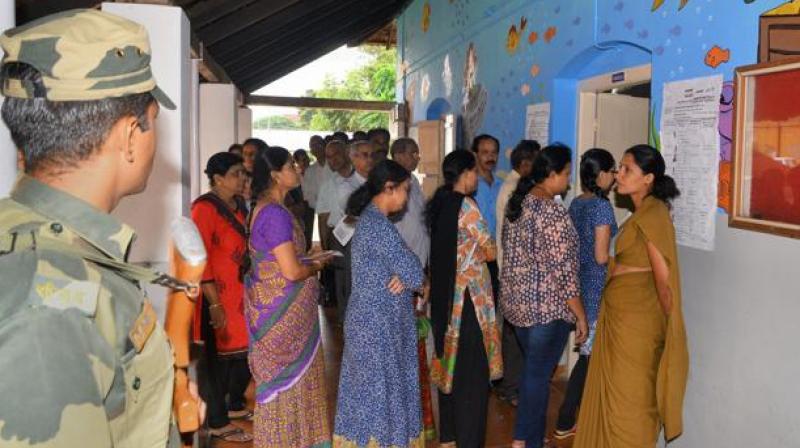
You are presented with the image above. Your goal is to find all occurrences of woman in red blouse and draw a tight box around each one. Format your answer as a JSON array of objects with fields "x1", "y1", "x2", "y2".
[{"x1": 191, "y1": 152, "x2": 253, "y2": 443}]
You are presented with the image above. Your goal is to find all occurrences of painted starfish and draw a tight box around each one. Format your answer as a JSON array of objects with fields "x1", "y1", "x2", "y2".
[{"x1": 651, "y1": 0, "x2": 690, "y2": 11}]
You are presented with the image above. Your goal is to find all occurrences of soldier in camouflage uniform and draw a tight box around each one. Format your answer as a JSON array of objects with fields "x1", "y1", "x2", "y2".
[{"x1": 0, "y1": 9, "x2": 194, "y2": 447}]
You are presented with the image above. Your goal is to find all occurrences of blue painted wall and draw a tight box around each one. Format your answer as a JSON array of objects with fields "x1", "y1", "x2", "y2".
[{"x1": 399, "y1": 1, "x2": 800, "y2": 447}]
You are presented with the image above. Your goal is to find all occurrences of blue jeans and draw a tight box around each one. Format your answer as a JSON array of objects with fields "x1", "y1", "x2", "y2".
[{"x1": 514, "y1": 319, "x2": 572, "y2": 447}]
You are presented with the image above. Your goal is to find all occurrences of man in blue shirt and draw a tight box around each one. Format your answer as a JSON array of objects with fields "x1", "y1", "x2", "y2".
[{"x1": 472, "y1": 134, "x2": 503, "y2": 237}]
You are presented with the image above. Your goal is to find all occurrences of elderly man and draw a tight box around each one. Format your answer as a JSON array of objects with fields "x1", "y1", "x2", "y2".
[
  {"x1": 326, "y1": 140, "x2": 374, "y2": 323},
  {"x1": 390, "y1": 138, "x2": 430, "y2": 267}
]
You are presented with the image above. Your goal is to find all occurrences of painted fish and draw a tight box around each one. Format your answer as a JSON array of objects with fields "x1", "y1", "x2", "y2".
[
  {"x1": 422, "y1": 2, "x2": 431, "y2": 32},
  {"x1": 520, "y1": 16, "x2": 528, "y2": 31},
  {"x1": 705, "y1": 45, "x2": 731, "y2": 68},
  {"x1": 544, "y1": 26, "x2": 557, "y2": 43},
  {"x1": 652, "y1": 0, "x2": 690, "y2": 11},
  {"x1": 507, "y1": 24, "x2": 520, "y2": 53},
  {"x1": 528, "y1": 31, "x2": 538, "y2": 44}
]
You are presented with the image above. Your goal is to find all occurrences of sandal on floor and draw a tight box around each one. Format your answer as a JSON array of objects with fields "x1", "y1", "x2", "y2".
[
  {"x1": 228, "y1": 409, "x2": 254, "y2": 420},
  {"x1": 209, "y1": 426, "x2": 253, "y2": 443}
]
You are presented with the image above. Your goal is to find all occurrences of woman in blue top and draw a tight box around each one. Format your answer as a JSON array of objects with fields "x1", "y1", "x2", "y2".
[
  {"x1": 554, "y1": 148, "x2": 618, "y2": 440},
  {"x1": 333, "y1": 160, "x2": 427, "y2": 447}
]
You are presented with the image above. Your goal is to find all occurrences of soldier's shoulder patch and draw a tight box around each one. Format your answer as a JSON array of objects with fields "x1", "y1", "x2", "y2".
[{"x1": 30, "y1": 272, "x2": 99, "y2": 317}]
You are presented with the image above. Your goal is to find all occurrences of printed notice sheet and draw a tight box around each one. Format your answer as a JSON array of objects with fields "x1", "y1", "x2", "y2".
[
  {"x1": 525, "y1": 103, "x2": 550, "y2": 144},
  {"x1": 660, "y1": 74, "x2": 722, "y2": 251}
]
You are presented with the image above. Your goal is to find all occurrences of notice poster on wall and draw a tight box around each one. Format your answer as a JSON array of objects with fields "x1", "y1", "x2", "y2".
[
  {"x1": 525, "y1": 102, "x2": 550, "y2": 144},
  {"x1": 660, "y1": 74, "x2": 723, "y2": 251}
]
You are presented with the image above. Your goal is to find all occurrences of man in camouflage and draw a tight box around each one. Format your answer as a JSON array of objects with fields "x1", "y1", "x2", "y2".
[{"x1": 0, "y1": 9, "x2": 196, "y2": 447}]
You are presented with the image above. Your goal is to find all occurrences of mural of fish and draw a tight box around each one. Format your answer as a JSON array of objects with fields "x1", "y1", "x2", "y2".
[
  {"x1": 705, "y1": 45, "x2": 731, "y2": 68},
  {"x1": 528, "y1": 31, "x2": 538, "y2": 44},
  {"x1": 507, "y1": 24, "x2": 520, "y2": 53}
]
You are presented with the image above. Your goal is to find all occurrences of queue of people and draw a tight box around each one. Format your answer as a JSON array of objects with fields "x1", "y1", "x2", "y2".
[
  {"x1": 191, "y1": 128, "x2": 688, "y2": 448},
  {"x1": 0, "y1": 9, "x2": 687, "y2": 448}
]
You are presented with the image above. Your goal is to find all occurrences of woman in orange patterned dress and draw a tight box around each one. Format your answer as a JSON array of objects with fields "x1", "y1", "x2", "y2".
[{"x1": 428, "y1": 150, "x2": 503, "y2": 447}]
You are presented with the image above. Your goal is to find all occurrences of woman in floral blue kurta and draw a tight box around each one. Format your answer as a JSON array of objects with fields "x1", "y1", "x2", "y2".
[{"x1": 333, "y1": 203, "x2": 425, "y2": 447}]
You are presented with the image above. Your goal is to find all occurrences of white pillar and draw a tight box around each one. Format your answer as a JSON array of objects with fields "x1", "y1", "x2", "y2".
[
  {"x1": 0, "y1": 0, "x2": 16, "y2": 197},
  {"x1": 237, "y1": 106, "x2": 253, "y2": 143},
  {"x1": 199, "y1": 83, "x2": 237, "y2": 192},
  {"x1": 189, "y1": 59, "x2": 201, "y2": 201},
  {"x1": 101, "y1": 3, "x2": 191, "y2": 322},
  {"x1": 101, "y1": 3, "x2": 191, "y2": 264}
]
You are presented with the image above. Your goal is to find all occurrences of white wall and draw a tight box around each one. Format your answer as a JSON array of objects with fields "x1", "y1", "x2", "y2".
[
  {"x1": 673, "y1": 215, "x2": 800, "y2": 447},
  {"x1": 237, "y1": 107, "x2": 252, "y2": 143},
  {"x1": 199, "y1": 83, "x2": 237, "y2": 193},
  {"x1": 0, "y1": 0, "x2": 16, "y2": 197}
]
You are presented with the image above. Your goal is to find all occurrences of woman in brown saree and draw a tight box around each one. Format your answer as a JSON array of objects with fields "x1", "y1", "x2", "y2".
[{"x1": 574, "y1": 144, "x2": 689, "y2": 448}]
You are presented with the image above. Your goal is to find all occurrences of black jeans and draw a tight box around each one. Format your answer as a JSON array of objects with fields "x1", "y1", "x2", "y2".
[
  {"x1": 556, "y1": 354, "x2": 589, "y2": 430},
  {"x1": 438, "y1": 292, "x2": 490, "y2": 447},
  {"x1": 197, "y1": 301, "x2": 252, "y2": 429}
]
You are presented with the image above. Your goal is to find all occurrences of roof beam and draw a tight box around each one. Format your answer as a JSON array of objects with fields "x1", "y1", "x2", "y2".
[
  {"x1": 246, "y1": 95, "x2": 394, "y2": 111},
  {"x1": 208, "y1": 0, "x2": 349, "y2": 64},
  {"x1": 233, "y1": 2, "x2": 402, "y2": 90},
  {"x1": 200, "y1": 0, "x2": 300, "y2": 46},
  {"x1": 186, "y1": 0, "x2": 253, "y2": 29},
  {"x1": 228, "y1": 1, "x2": 398, "y2": 80}
]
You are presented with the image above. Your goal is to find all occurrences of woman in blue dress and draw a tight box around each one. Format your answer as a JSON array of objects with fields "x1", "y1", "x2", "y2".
[
  {"x1": 554, "y1": 148, "x2": 618, "y2": 441},
  {"x1": 333, "y1": 160, "x2": 426, "y2": 448}
]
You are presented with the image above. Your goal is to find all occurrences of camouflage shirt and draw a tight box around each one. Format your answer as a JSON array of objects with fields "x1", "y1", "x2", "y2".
[{"x1": 0, "y1": 176, "x2": 176, "y2": 447}]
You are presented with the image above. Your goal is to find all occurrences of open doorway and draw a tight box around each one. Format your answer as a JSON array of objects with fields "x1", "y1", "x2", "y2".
[{"x1": 576, "y1": 64, "x2": 652, "y2": 224}]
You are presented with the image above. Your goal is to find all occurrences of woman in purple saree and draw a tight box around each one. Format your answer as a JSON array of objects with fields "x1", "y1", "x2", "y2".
[{"x1": 245, "y1": 146, "x2": 334, "y2": 448}]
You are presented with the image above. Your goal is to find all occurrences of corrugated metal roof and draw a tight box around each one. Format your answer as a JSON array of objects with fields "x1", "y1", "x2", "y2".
[{"x1": 15, "y1": 0, "x2": 409, "y2": 93}]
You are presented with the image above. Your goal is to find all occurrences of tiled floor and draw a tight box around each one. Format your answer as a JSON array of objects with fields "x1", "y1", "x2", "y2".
[{"x1": 209, "y1": 306, "x2": 574, "y2": 448}]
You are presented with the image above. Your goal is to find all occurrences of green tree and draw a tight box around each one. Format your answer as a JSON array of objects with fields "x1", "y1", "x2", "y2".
[
  {"x1": 298, "y1": 45, "x2": 396, "y2": 132},
  {"x1": 253, "y1": 115, "x2": 300, "y2": 130}
]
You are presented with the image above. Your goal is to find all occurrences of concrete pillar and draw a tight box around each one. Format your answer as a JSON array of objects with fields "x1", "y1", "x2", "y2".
[
  {"x1": 101, "y1": 3, "x2": 191, "y2": 264},
  {"x1": 199, "y1": 83, "x2": 237, "y2": 192},
  {"x1": 101, "y1": 3, "x2": 191, "y2": 322},
  {"x1": 237, "y1": 106, "x2": 253, "y2": 143},
  {"x1": 0, "y1": 0, "x2": 16, "y2": 197}
]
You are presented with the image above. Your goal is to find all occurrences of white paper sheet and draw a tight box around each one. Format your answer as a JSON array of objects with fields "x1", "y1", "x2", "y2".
[
  {"x1": 660, "y1": 75, "x2": 723, "y2": 251},
  {"x1": 525, "y1": 102, "x2": 550, "y2": 144},
  {"x1": 333, "y1": 216, "x2": 356, "y2": 246}
]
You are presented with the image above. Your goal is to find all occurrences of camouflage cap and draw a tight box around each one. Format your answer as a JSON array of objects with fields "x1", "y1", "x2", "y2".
[{"x1": 0, "y1": 9, "x2": 175, "y2": 109}]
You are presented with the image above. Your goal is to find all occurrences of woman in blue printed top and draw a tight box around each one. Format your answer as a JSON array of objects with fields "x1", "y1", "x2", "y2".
[{"x1": 554, "y1": 148, "x2": 618, "y2": 441}]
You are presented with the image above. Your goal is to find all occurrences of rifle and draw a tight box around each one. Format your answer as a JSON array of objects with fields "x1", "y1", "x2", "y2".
[{"x1": 164, "y1": 217, "x2": 207, "y2": 442}]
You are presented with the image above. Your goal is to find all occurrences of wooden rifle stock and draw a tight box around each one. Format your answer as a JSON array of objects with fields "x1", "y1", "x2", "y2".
[{"x1": 164, "y1": 218, "x2": 207, "y2": 440}]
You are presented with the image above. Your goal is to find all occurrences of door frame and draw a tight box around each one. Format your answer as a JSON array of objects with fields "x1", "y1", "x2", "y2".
[{"x1": 574, "y1": 63, "x2": 652, "y2": 193}]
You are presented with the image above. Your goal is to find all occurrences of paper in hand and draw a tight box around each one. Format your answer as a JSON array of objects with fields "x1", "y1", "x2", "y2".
[{"x1": 333, "y1": 216, "x2": 356, "y2": 246}]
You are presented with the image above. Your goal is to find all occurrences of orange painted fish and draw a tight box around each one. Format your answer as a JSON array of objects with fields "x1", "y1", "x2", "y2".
[
  {"x1": 652, "y1": 0, "x2": 690, "y2": 11},
  {"x1": 544, "y1": 26, "x2": 557, "y2": 43},
  {"x1": 422, "y1": 2, "x2": 431, "y2": 32},
  {"x1": 528, "y1": 31, "x2": 538, "y2": 44},
  {"x1": 507, "y1": 24, "x2": 520, "y2": 53},
  {"x1": 705, "y1": 45, "x2": 730, "y2": 68},
  {"x1": 530, "y1": 64, "x2": 541, "y2": 77}
]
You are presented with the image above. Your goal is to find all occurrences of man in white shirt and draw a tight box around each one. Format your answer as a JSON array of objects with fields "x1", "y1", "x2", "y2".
[
  {"x1": 390, "y1": 138, "x2": 430, "y2": 267},
  {"x1": 316, "y1": 139, "x2": 351, "y2": 308},
  {"x1": 328, "y1": 140, "x2": 374, "y2": 323},
  {"x1": 494, "y1": 139, "x2": 539, "y2": 406},
  {"x1": 302, "y1": 135, "x2": 331, "y2": 215}
]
